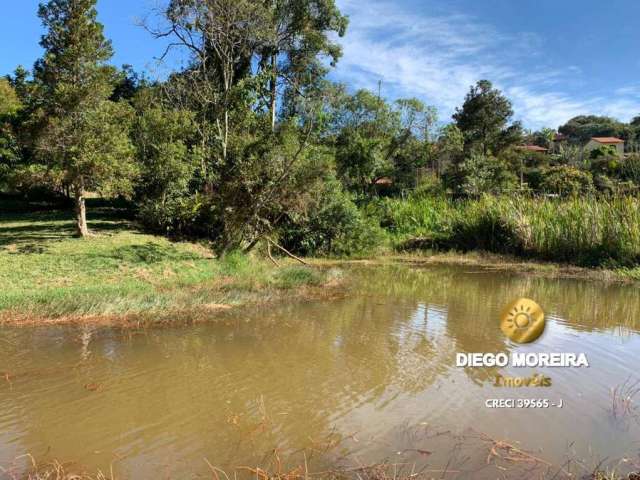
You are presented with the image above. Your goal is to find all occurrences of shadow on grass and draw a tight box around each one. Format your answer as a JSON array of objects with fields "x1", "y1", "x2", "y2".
[
  {"x1": 0, "y1": 197, "x2": 138, "y2": 251},
  {"x1": 108, "y1": 242, "x2": 201, "y2": 263}
]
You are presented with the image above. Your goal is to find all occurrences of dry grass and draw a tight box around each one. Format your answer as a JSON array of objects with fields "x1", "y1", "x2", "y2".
[
  {"x1": 5, "y1": 426, "x2": 639, "y2": 480},
  {"x1": 0, "y1": 454, "x2": 113, "y2": 480},
  {"x1": 611, "y1": 378, "x2": 640, "y2": 423}
]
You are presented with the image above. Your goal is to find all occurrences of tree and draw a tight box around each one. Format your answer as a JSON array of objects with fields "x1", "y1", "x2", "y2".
[
  {"x1": 111, "y1": 64, "x2": 148, "y2": 102},
  {"x1": 434, "y1": 124, "x2": 464, "y2": 175},
  {"x1": 332, "y1": 89, "x2": 398, "y2": 194},
  {"x1": 147, "y1": 0, "x2": 349, "y2": 251},
  {"x1": 539, "y1": 166, "x2": 594, "y2": 196},
  {"x1": 259, "y1": 0, "x2": 348, "y2": 130},
  {"x1": 558, "y1": 115, "x2": 627, "y2": 144},
  {"x1": 33, "y1": 0, "x2": 137, "y2": 236},
  {"x1": 0, "y1": 79, "x2": 23, "y2": 186},
  {"x1": 0, "y1": 79, "x2": 21, "y2": 117},
  {"x1": 527, "y1": 127, "x2": 556, "y2": 149},
  {"x1": 445, "y1": 153, "x2": 517, "y2": 197},
  {"x1": 131, "y1": 90, "x2": 197, "y2": 205},
  {"x1": 151, "y1": 0, "x2": 270, "y2": 180},
  {"x1": 453, "y1": 80, "x2": 520, "y2": 155}
]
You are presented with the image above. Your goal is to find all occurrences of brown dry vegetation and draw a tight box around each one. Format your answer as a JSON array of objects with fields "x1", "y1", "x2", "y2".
[{"x1": 3, "y1": 426, "x2": 639, "y2": 480}]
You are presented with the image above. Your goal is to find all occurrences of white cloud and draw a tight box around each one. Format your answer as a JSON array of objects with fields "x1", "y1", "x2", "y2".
[{"x1": 333, "y1": 0, "x2": 640, "y2": 129}]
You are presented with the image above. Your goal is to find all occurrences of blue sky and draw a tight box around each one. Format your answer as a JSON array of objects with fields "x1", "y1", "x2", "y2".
[{"x1": 3, "y1": 0, "x2": 640, "y2": 129}]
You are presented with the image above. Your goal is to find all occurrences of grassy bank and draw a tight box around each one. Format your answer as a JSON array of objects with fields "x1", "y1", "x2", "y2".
[
  {"x1": 3, "y1": 195, "x2": 640, "y2": 324},
  {"x1": 377, "y1": 195, "x2": 640, "y2": 270},
  {"x1": 0, "y1": 203, "x2": 336, "y2": 325}
]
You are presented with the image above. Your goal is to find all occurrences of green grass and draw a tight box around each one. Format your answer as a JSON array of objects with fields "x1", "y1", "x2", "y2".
[
  {"x1": 378, "y1": 195, "x2": 640, "y2": 268},
  {"x1": 0, "y1": 201, "x2": 328, "y2": 321}
]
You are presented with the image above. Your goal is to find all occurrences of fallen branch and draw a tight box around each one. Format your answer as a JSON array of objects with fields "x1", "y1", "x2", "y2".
[
  {"x1": 265, "y1": 237, "x2": 309, "y2": 266},
  {"x1": 266, "y1": 242, "x2": 280, "y2": 267}
]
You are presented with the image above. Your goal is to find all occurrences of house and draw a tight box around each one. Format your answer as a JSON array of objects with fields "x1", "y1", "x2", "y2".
[
  {"x1": 518, "y1": 145, "x2": 549, "y2": 153},
  {"x1": 584, "y1": 137, "x2": 625, "y2": 157}
]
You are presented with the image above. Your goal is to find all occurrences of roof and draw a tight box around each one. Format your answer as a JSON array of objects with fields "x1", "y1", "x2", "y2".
[
  {"x1": 591, "y1": 137, "x2": 624, "y2": 144},
  {"x1": 518, "y1": 145, "x2": 548, "y2": 152},
  {"x1": 373, "y1": 177, "x2": 393, "y2": 185}
]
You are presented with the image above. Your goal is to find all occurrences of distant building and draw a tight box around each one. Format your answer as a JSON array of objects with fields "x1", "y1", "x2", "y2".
[
  {"x1": 584, "y1": 137, "x2": 625, "y2": 157},
  {"x1": 518, "y1": 145, "x2": 549, "y2": 153},
  {"x1": 550, "y1": 134, "x2": 625, "y2": 158}
]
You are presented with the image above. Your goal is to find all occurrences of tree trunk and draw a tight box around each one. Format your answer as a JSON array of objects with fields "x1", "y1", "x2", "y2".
[
  {"x1": 270, "y1": 52, "x2": 277, "y2": 132},
  {"x1": 74, "y1": 182, "x2": 89, "y2": 238}
]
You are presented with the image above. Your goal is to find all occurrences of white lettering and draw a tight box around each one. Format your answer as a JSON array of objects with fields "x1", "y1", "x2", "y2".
[{"x1": 456, "y1": 352, "x2": 589, "y2": 368}]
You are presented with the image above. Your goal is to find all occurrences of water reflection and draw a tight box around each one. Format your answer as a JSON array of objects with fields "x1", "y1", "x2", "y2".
[{"x1": 0, "y1": 263, "x2": 639, "y2": 478}]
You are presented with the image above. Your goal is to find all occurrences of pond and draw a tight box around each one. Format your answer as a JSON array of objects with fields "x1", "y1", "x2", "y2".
[{"x1": 1, "y1": 263, "x2": 640, "y2": 478}]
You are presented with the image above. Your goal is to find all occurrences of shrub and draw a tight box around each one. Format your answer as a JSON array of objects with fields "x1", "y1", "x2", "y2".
[
  {"x1": 279, "y1": 181, "x2": 384, "y2": 257},
  {"x1": 138, "y1": 193, "x2": 222, "y2": 239},
  {"x1": 444, "y1": 153, "x2": 518, "y2": 197},
  {"x1": 539, "y1": 166, "x2": 594, "y2": 196},
  {"x1": 620, "y1": 154, "x2": 640, "y2": 184}
]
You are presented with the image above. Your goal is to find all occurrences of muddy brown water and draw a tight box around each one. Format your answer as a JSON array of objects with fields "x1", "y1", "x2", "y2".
[{"x1": 1, "y1": 264, "x2": 640, "y2": 478}]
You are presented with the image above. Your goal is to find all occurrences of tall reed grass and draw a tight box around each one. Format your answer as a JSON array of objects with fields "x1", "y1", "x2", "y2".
[{"x1": 380, "y1": 195, "x2": 640, "y2": 267}]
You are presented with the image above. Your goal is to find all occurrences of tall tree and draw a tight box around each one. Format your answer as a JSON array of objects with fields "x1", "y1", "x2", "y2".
[
  {"x1": 148, "y1": 0, "x2": 347, "y2": 250},
  {"x1": 259, "y1": 0, "x2": 348, "y2": 130},
  {"x1": 33, "y1": 0, "x2": 137, "y2": 236},
  {"x1": 434, "y1": 124, "x2": 464, "y2": 175},
  {"x1": 453, "y1": 80, "x2": 520, "y2": 155},
  {"x1": 0, "y1": 79, "x2": 23, "y2": 186},
  {"x1": 332, "y1": 89, "x2": 399, "y2": 194}
]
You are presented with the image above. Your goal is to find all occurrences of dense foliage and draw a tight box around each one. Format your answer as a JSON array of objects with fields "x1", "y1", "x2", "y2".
[
  {"x1": 2, "y1": 0, "x2": 640, "y2": 265},
  {"x1": 379, "y1": 195, "x2": 640, "y2": 267}
]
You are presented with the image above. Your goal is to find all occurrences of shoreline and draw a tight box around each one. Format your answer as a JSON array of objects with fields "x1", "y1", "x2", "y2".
[
  {"x1": 2, "y1": 252, "x2": 638, "y2": 328},
  {"x1": 0, "y1": 271, "x2": 346, "y2": 328},
  {"x1": 309, "y1": 251, "x2": 640, "y2": 283}
]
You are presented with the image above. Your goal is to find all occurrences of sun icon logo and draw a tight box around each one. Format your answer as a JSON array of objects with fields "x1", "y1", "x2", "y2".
[{"x1": 500, "y1": 298, "x2": 545, "y2": 344}]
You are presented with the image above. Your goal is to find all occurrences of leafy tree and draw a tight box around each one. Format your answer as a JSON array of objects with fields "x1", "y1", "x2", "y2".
[
  {"x1": 0, "y1": 79, "x2": 21, "y2": 117},
  {"x1": 332, "y1": 89, "x2": 398, "y2": 194},
  {"x1": 527, "y1": 127, "x2": 556, "y2": 148},
  {"x1": 279, "y1": 178, "x2": 382, "y2": 256},
  {"x1": 433, "y1": 124, "x2": 464, "y2": 175},
  {"x1": 8, "y1": 66, "x2": 32, "y2": 101},
  {"x1": 558, "y1": 115, "x2": 627, "y2": 144},
  {"x1": 445, "y1": 153, "x2": 517, "y2": 197},
  {"x1": 330, "y1": 90, "x2": 436, "y2": 195},
  {"x1": 111, "y1": 64, "x2": 148, "y2": 102},
  {"x1": 131, "y1": 91, "x2": 197, "y2": 206},
  {"x1": 0, "y1": 79, "x2": 23, "y2": 186},
  {"x1": 453, "y1": 80, "x2": 521, "y2": 155},
  {"x1": 389, "y1": 98, "x2": 437, "y2": 191},
  {"x1": 152, "y1": 0, "x2": 349, "y2": 251},
  {"x1": 259, "y1": 0, "x2": 348, "y2": 130},
  {"x1": 33, "y1": 0, "x2": 137, "y2": 236},
  {"x1": 499, "y1": 146, "x2": 547, "y2": 190}
]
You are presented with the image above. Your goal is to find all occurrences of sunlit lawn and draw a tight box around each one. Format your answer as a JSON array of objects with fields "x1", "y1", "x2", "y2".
[{"x1": 0, "y1": 201, "x2": 323, "y2": 318}]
